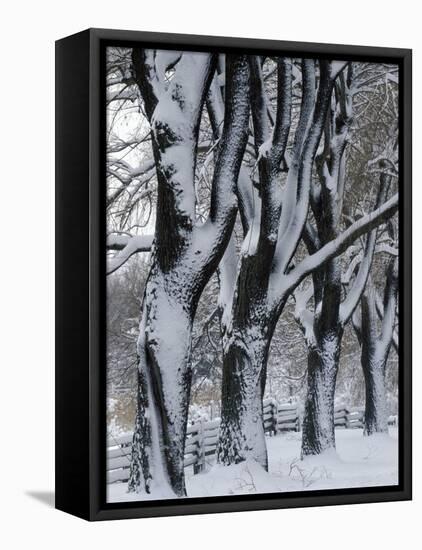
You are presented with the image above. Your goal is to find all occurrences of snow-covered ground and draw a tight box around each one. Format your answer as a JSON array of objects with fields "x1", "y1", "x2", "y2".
[{"x1": 107, "y1": 427, "x2": 398, "y2": 502}]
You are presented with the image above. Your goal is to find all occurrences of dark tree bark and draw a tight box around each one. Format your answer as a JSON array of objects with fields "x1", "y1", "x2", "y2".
[
  {"x1": 301, "y1": 328, "x2": 343, "y2": 455},
  {"x1": 128, "y1": 52, "x2": 251, "y2": 496},
  {"x1": 216, "y1": 60, "x2": 375, "y2": 467},
  {"x1": 299, "y1": 68, "x2": 353, "y2": 456},
  {"x1": 297, "y1": 73, "x2": 397, "y2": 456},
  {"x1": 217, "y1": 58, "x2": 398, "y2": 467},
  {"x1": 217, "y1": 325, "x2": 274, "y2": 468},
  {"x1": 124, "y1": 53, "x2": 400, "y2": 490},
  {"x1": 353, "y1": 256, "x2": 398, "y2": 435}
]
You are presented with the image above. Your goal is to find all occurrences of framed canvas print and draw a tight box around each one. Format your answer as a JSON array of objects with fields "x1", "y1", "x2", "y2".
[{"x1": 55, "y1": 28, "x2": 412, "y2": 521}]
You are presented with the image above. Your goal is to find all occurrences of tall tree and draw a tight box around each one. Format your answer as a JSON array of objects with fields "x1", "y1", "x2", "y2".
[
  {"x1": 126, "y1": 51, "x2": 251, "y2": 496},
  {"x1": 293, "y1": 67, "x2": 395, "y2": 456},
  {"x1": 105, "y1": 51, "x2": 400, "y2": 489},
  {"x1": 216, "y1": 58, "x2": 398, "y2": 468},
  {"x1": 352, "y1": 250, "x2": 398, "y2": 435}
]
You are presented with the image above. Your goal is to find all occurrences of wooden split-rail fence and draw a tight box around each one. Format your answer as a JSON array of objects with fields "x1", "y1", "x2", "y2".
[
  {"x1": 107, "y1": 399, "x2": 299, "y2": 484},
  {"x1": 107, "y1": 401, "x2": 396, "y2": 484},
  {"x1": 334, "y1": 406, "x2": 365, "y2": 429},
  {"x1": 334, "y1": 407, "x2": 398, "y2": 429}
]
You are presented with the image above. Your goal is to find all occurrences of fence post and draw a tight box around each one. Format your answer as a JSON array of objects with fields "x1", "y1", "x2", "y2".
[
  {"x1": 193, "y1": 420, "x2": 205, "y2": 474},
  {"x1": 272, "y1": 400, "x2": 277, "y2": 436},
  {"x1": 296, "y1": 407, "x2": 301, "y2": 432}
]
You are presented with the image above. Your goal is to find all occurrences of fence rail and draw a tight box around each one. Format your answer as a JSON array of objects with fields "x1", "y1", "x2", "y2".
[
  {"x1": 107, "y1": 401, "x2": 391, "y2": 484},
  {"x1": 334, "y1": 406, "x2": 365, "y2": 429}
]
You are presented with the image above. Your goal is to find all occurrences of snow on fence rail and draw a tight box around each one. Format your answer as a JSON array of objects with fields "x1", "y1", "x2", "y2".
[
  {"x1": 334, "y1": 406, "x2": 365, "y2": 429},
  {"x1": 107, "y1": 400, "x2": 299, "y2": 484},
  {"x1": 107, "y1": 402, "x2": 376, "y2": 484},
  {"x1": 334, "y1": 407, "x2": 398, "y2": 429},
  {"x1": 107, "y1": 433, "x2": 133, "y2": 483}
]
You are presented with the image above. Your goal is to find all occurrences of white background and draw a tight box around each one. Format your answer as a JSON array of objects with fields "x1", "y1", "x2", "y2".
[{"x1": 0, "y1": 1, "x2": 419, "y2": 548}]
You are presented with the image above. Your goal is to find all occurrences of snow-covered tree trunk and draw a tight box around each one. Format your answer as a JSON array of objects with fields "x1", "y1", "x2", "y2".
[
  {"x1": 217, "y1": 246, "x2": 282, "y2": 467},
  {"x1": 217, "y1": 59, "x2": 346, "y2": 467},
  {"x1": 299, "y1": 251, "x2": 345, "y2": 455},
  {"x1": 301, "y1": 329, "x2": 342, "y2": 454},
  {"x1": 361, "y1": 284, "x2": 389, "y2": 434},
  {"x1": 128, "y1": 52, "x2": 251, "y2": 496},
  {"x1": 297, "y1": 69, "x2": 397, "y2": 456},
  {"x1": 361, "y1": 352, "x2": 389, "y2": 435},
  {"x1": 354, "y1": 255, "x2": 398, "y2": 435},
  {"x1": 216, "y1": 58, "x2": 399, "y2": 468},
  {"x1": 218, "y1": 323, "x2": 273, "y2": 468},
  {"x1": 127, "y1": 268, "x2": 196, "y2": 496}
]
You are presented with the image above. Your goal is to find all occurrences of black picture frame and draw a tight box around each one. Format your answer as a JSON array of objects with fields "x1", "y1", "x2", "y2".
[{"x1": 55, "y1": 28, "x2": 412, "y2": 521}]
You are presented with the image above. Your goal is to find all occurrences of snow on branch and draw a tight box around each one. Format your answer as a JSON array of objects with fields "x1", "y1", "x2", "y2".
[
  {"x1": 276, "y1": 60, "x2": 316, "y2": 247},
  {"x1": 106, "y1": 159, "x2": 155, "y2": 207},
  {"x1": 294, "y1": 283, "x2": 315, "y2": 347},
  {"x1": 339, "y1": 169, "x2": 395, "y2": 325},
  {"x1": 283, "y1": 193, "x2": 399, "y2": 296},
  {"x1": 206, "y1": 71, "x2": 257, "y2": 234},
  {"x1": 329, "y1": 61, "x2": 349, "y2": 79},
  {"x1": 379, "y1": 257, "x2": 399, "y2": 351},
  {"x1": 353, "y1": 254, "x2": 398, "y2": 372},
  {"x1": 342, "y1": 243, "x2": 398, "y2": 285},
  {"x1": 276, "y1": 60, "x2": 337, "y2": 272},
  {"x1": 375, "y1": 290, "x2": 398, "y2": 353},
  {"x1": 106, "y1": 234, "x2": 154, "y2": 275},
  {"x1": 151, "y1": 52, "x2": 216, "y2": 139},
  {"x1": 194, "y1": 55, "x2": 250, "y2": 253},
  {"x1": 249, "y1": 56, "x2": 292, "y2": 259}
]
